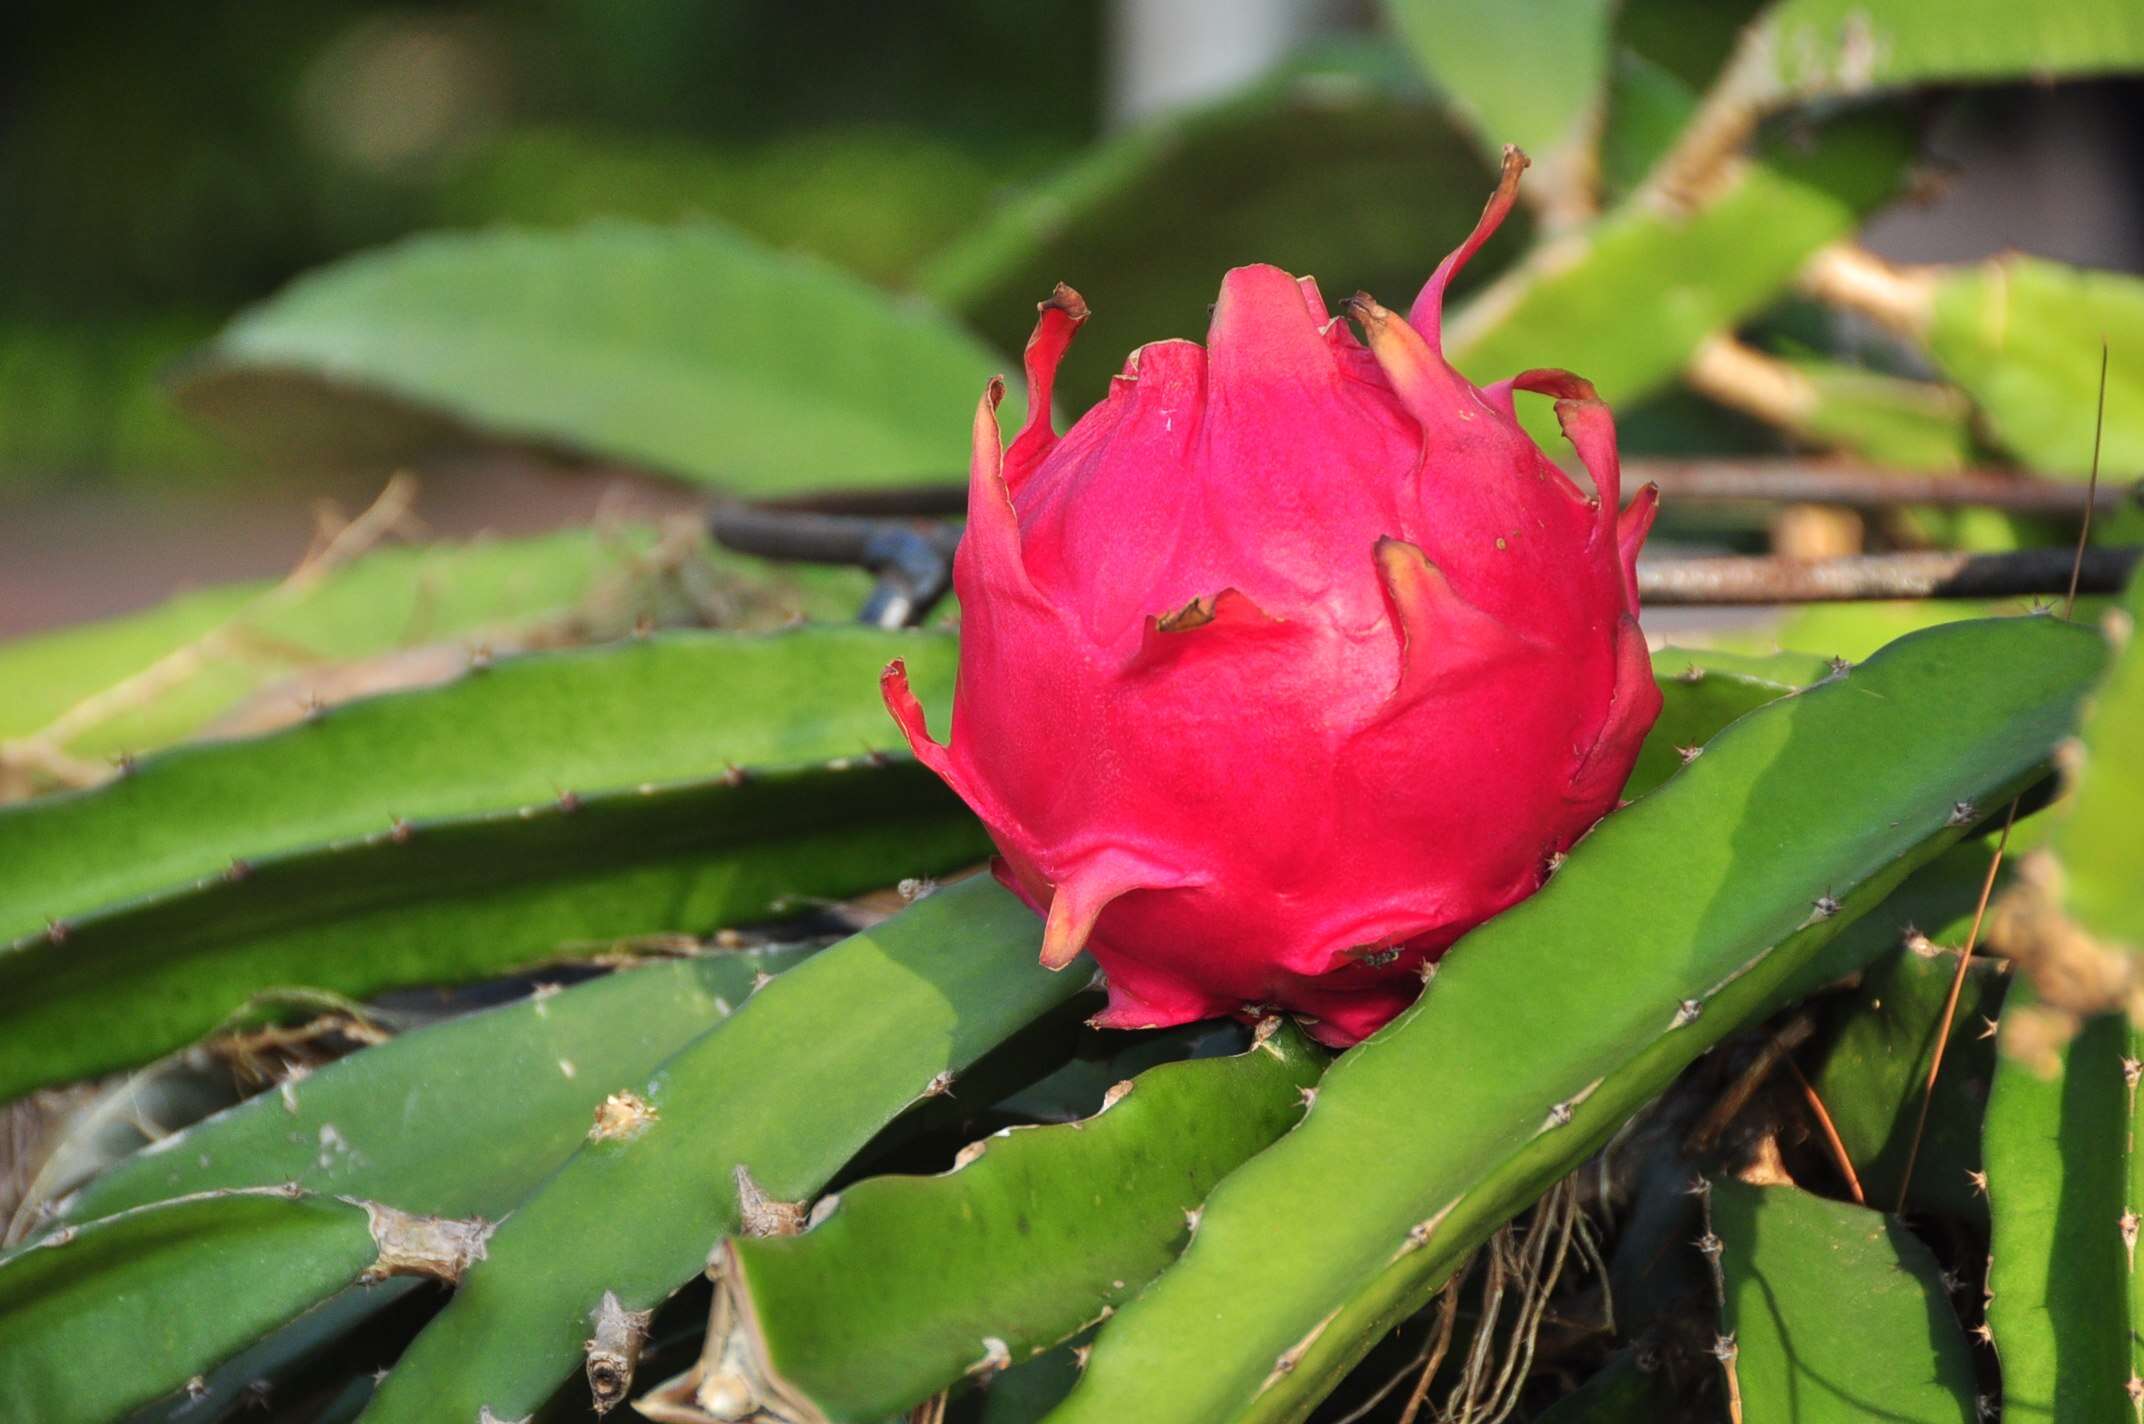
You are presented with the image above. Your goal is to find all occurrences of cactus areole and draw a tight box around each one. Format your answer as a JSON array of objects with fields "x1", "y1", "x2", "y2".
[{"x1": 884, "y1": 149, "x2": 1661, "y2": 1046}]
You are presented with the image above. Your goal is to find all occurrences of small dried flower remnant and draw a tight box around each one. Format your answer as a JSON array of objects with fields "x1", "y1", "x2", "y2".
[{"x1": 885, "y1": 149, "x2": 1660, "y2": 1045}]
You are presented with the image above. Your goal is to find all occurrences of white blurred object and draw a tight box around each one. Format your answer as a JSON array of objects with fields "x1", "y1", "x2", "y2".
[{"x1": 1107, "y1": 0, "x2": 1336, "y2": 125}]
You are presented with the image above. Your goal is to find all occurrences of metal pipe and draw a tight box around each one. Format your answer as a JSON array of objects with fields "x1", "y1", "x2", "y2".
[
  {"x1": 713, "y1": 507, "x2": 2139, "y2": 608},
  {"x1": 1627, "y1": 461, "x2": 2138, "y2": 516},
  {"x1": 1635, "y1": 547, "x2": 2140, "y2": 605},
  {"x1": 726, "y1": 463, "x2": 2138, "y2": 520}
]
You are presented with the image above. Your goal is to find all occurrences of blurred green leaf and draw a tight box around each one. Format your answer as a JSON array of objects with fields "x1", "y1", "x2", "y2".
[
  {"x1": 1615, "y1": 0, "x2": 1771, "y2": 91},
  {"x1": 920, "y1": 47, "x2": 1510, "y2": 407},
  {"x1": 1742, "y1": 0, "x2": 2144, "y2": 103},
  {"x1": 1712, "y1": 1179, "x2": 1977, "y2": 1424},
  {"x1": 1922, "y1": 256, "x2": 2144, "y2": 480},
  {"x1": 1381, "y1": 0, "x2": 1615, "y2": 206},
  {"x1": 0, "y1": 318, "x2": 226, "y2": 484},
  {"x1": 1597, "y1": 46, "x2": 1704, "y2": 203},
  {"x1": 1449, "y1": 113, "x2": 1909, "y2": 446},
  {"x1": 2051, "y1": 575, "x2": 2144, "y2": 948},
  {"x1": 1776, "y1": 353, "x2": 1974, "y2": 467},
  {"x1": 175, "y1": 221, "x2": 1018, "y2": 494},
  {"x1": 439, "y1": 125, "x2": 999, "y2": 286}
]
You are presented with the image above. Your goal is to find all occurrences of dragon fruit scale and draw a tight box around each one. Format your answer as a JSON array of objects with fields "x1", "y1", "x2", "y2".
[{"x1": 882, "y1": 148, "x2": 1662, "y2": 1047}]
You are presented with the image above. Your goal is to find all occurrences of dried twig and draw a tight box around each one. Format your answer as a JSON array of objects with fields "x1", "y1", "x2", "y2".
[
  {"x1": 1785, "y1": 1059, "x2": 1865, "y2": 1206},
  {"x1": 1, "y1": 474, "x2": 422, "y2": 786},
  {"x1": 1895, "y1": 806, "x2": 2017, "y2": 1213},
  {"x1": 1329, "y1": 1261, "x2": 1470, "y2": 1424},
  {"x1": 1799, "y1": 244, "x2": 1938, "y2": 339},
  {"x1": 1688, "y1": 1016, "x2": 1817, "y2": 1155},
  {"x1": 1394, "y1": 1271, "x2": 1467, "y2": 1424},
  {"x1": 1685, "y1": 334, "x2": 1828, "y2": 432},
  {"x1": 2065, "y1": 344, "x2": 2113, "y2": 620}
]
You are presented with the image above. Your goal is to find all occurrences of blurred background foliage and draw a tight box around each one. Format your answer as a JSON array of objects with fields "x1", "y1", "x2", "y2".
[
  {"x1": 7, "y1": 0, "x2": 2136, "y2": 486},
  {"x1": 1, "y1": 0, "x2": 2140, "y2": 657},
  {"x1": 0, "y1": 0, "x2": 1103, "y2": 486}
]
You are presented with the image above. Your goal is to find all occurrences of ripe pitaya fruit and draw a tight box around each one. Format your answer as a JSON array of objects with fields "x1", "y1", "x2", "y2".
[{"x1": 883, "y1": 149, "x2": 1661, "y2": 1046}]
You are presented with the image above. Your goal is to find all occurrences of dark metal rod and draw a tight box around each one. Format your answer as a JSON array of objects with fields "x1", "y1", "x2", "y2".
[
  {"x1": 751, "y1": 485, "x2": 970, "y2": 517},
  {"x1": 1635, "y1": 547, "x2": 2140, "y2": 605},
  {"x1": 713, "y1": 505, "x2": 2138, "y2": 607},
  {"x1": 1627, "y1": 461, "x2": 2138, "y2": 515},
  {"x1": 718, "y1": 462, "x2": 2138, "y2": 519},
  {"x1": 709, "y1": 504, "x2": 960, "y2": 564}
]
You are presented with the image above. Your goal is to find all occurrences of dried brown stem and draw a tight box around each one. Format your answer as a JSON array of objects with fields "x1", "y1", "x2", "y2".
[
  {"x1": 2066, "y1": 345, "x2": 2112, "y2": 619},
  {"x1": 1896, "y1": 803, "x2": 2018, "y2": 1213},
  {"x1": 1688, "y1": 1015, "x2": 1816, "y2": 1155},
  {"x1": 0, "y1": 474, "x2": 422, "y2": 786},
  {"x1": 1785, "y1": 1059, "x2": 1865, "y2": 1206},
  {"x1": 1799, "y1": 244, "x2": 1939, "y2": 339},
  {"x1": 1394, "y1": 1271, "x2": 1467, "y2": 1424},
  {"x1": 1685, "y1": 335, "x2": 1820, "y2": 431}
]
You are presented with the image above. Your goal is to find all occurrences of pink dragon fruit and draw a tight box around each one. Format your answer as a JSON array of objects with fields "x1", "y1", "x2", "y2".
[{"x1": 883, "y1": 149, "x2": 1661, "y2": 1046}]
